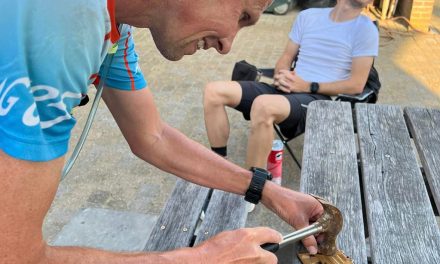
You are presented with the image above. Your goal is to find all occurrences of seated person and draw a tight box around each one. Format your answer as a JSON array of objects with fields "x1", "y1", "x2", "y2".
[{"x1": 203, "y1": 0, "x2": 378, "y2": 174}]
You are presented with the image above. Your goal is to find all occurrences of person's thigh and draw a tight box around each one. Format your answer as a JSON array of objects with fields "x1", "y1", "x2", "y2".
[
  {"x1": 234, "y1": 81, "x2": 279, "y2": 121},
  {"x1": 278, "y1": 94, "x2": 331, "y2": 140},
  {"x1": 0, "y1": 150, "x2": 64, "y2": 262},
  {"x1": 205, "y1": 81, "x2": 243, "y2": 108}
]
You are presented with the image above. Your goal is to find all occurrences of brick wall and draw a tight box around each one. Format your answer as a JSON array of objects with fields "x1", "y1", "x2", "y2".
[{"x1": 396, "y1": 0, "x2": 435, "y2": 32}]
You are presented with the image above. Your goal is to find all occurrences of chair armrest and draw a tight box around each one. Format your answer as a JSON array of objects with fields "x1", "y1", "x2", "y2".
[
  {"x1": 259, "y1": 68, "x2": 275, "y2": 78},
  {"x1": 335, "y1": 87, "x2": 375, "y2": 102}
]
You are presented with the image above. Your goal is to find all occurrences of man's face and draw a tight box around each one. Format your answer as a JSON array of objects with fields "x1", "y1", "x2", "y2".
[
  {"x1": 149, "y1": 0, "x2": 273, "y2": 61},
  {"x1": 348, "y1": 0, "x2": 373, "y2": 8}
]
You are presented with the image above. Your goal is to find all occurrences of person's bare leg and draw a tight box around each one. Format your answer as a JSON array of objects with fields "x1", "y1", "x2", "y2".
[
  {"x1": 203, "y1": 81, "x2": 242, "y2": 148},
  {"x1": 245, "y1": 95, "x2": 290, "y2": 168}
]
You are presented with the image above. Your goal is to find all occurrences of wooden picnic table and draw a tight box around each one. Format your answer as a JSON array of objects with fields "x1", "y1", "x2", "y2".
[
  {"x1": 143, "y1": 179, "x2": 248, "y2": 252},
  {"x1": 295, "y1": 100, "x2": 440, "y2": 264},
  {"x1": 142, "y1": 99, "x2": 440, "y2": 264}
]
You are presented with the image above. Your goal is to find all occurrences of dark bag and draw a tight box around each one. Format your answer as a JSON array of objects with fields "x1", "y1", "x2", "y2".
[
  {"x1": 365, "y1": 65, "x2": 381, "y2": 103},
  {"x1": 336, "y1": 65, "x2": 381, "y2": 105},
  {"x1": 231, "y1": 60, "x2": 262, "y2": 81}
]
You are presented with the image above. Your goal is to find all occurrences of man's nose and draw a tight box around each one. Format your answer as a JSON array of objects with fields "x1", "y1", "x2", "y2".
[
  {"x1": 215, "y1": 38, "x2": 231, "y2": 54},
  {"x1": 216, "y1": 34, "x2": 236, "y2": 55}
]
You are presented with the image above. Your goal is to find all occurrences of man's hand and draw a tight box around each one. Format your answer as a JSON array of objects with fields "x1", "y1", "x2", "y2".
[
  {"x1": 261, "y1": 183, "x2": 324, "y2": 254},
  {"x1": 194, "y1": 227, "x2": 282, "y2": 264},
  {"x1": 273, "y1": 70, "x2": 310, "y2": 93}
]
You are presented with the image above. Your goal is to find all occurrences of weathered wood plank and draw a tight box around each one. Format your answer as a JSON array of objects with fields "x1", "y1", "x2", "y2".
[
  {"x1": 297, "y1": 100, "x2": 367, "y2": 264},
  {"x1": 356, "y1": 104, "x2": 440, "y2": 264},
  {"x1": 405, "y1": 107, "x2": 440, "y2": 212},
  {"x1": 194, "y1": 190, "x2": 247, "y2": 244},
  {"x1": 144, "y1": 179, "x2": 210, "y2": 251}
]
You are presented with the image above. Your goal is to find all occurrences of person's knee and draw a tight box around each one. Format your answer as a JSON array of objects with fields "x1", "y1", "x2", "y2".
[
  {"x1": 250, "y1": 95, "x2": 278, "y2": 127},
  {"x1": 203, "y1": 81, "x2": 238, "y2": 108},
  {"x1": 204, "y1": 81, "x2": 225, "y2": 107}
]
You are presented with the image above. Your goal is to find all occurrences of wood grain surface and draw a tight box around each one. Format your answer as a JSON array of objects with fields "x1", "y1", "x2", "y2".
[
  {"x1": 405, "y1": 107, "x2": 440, "y2": 214},
  {"x1": 356, "y1": 103, "x2": 440, "y2": 264},
  {"x1": 297, "y1": 100, "x2": 367, "y2": 264},
  {"x1": 144, "y1": 179, "x2": 210, "y2": 251},
  {"x1": 194, "y1": 190, "x2": 247, "y2": 244}
]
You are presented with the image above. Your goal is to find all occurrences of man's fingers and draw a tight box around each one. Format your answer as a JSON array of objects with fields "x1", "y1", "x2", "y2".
[
  {"x1": 277, "y1": 85, "x2": 291, "y2": 93},
  {"x1": 249, "y1": 227, "x2": 283, "y2": 245},
  {"x1": 283, "y1": 73, "x2": 295, "y2": 82},
  {"x1": 277, "y1": 80, "x2": 292, "y2": 93},
  {"x1": 278, "y1": 69, "x2": 293, "y2": 75},
  {"x1": 302, "y1": 235, "x2": 318, "y2": 255}
]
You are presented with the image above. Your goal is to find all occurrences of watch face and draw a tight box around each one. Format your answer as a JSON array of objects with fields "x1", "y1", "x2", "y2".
[
  {"x1": 250, "y1": 167, "x2": 272, "y2": 180},
  {"x1": 311, "y1": 82, "x2": 319, "y2": 93}
]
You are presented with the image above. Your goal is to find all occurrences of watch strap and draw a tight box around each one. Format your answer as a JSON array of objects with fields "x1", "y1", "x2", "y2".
[{"x1": 245, "y1": 167, "x2": 271, "y2": 204}]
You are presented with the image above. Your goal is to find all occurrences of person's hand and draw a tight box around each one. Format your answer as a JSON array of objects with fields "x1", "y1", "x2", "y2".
[
  {"x1": 261, "y1": 183, "x2": 324, "y2": 254},
  {"x1": 193, "y1": 227, "x2": 282, "y2": 264},
  {"x1": 273, "y1": 70, "x2": 310, "y2": 93}
]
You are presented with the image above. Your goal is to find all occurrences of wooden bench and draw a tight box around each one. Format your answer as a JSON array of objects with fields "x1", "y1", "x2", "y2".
[
  {"x1": 295, "y1": 100, "x2": 440, "y2": 264},
  {"x1": 143, "y1": 179, "x2": 248, "y2": 251}
]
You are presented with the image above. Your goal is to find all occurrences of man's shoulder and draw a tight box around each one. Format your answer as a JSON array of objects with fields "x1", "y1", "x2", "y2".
[
  {"x1": 357, "y1": 14, "x2": 376, "y2": 25},
  {"x1": 298, "y1": 7, "x2": 331, "y2": 17},
  {"x1": 355, "y1": 15, "x2": 379, "y2": 34}
]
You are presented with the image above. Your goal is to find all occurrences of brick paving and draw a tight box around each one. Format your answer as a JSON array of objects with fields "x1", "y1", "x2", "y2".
[{"x1": 44, "y1": 5, "x2": 440, "y2": 247}]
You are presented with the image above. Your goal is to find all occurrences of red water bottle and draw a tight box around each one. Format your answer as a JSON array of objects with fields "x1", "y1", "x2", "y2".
[{"x1": 267, "y1": 139, "x2": 283, "y2": 185}]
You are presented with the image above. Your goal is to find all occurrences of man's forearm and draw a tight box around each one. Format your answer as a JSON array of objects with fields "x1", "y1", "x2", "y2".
[
  {"x1": 316, "y1": 78, "x2": 365, "y2": 96},
  {"x1": 41, "y1": 243, "x2": 198, "y2": 264},
  {"x1": 134, "y1": 122, "x2": 252, "y2": 195},
  {"x1": 135, "y1": 123, "x2": 302, "y2": 222},
  {"x1": 275, "y1": 55, "x2": 294, "y2": 75}
]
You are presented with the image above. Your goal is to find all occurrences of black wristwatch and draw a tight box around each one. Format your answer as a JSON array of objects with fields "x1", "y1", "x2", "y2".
[
  {"x1": 310, "y1": 82, "x2": 319, "y2": 94},
  {"x1": 245, "y1": 167, "x2": 272, "y2": 204}
]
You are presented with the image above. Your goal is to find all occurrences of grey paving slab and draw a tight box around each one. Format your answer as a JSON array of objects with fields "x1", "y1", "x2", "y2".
[{"x1": 51, "y1": 208, "x2": 157, "y2": 252}]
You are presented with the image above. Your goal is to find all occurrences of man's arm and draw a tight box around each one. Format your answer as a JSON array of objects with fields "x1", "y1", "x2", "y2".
[
  {"x1": 275, "y1": 56, "x2": 374, "y2": 95},
  {"x1": 0, "y1": 150, "x2": 195, "y2": 263},
  {"x1": 101, "y1": 87, "x2": 252, "y2": 194},
  {"x1": 311, "y1": 56, "x2": 374, "y2": 95},
  {"x1": 274, "y1": 40, "x2": 299, "y2": 75},
  {"x1": 0, "y1": 149, "x2": 282, "y2": 263},
  {"x1": 102, "y1": 86, "x2": 324, "y2": 253}
]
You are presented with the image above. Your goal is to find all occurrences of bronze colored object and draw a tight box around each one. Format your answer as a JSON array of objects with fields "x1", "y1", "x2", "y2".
[
  {"x1": 262, "y1": 194, "x2": 344, "y2": 256},
  {"x1": 310, "y1": 195, "x2": 343, "y2": 255},
  {"x1": 298, "y1": 250, "x2": 353, "y2": 264}
]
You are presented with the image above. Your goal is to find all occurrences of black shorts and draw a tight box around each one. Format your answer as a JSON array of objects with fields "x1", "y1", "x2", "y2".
[{"x1": 234, "y1": 81, "x2": 331, "y2": 140}]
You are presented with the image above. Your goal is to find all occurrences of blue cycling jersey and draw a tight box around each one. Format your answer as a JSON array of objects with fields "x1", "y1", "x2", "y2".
[{"x1": 0, "y1": 0, "x2": 147, "y2": 162}]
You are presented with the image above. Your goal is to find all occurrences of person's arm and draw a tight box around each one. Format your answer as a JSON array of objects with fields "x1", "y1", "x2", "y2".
[
  {"x1": 314, "y1": 56, "x2": 374, "y2": 95},
  {"x1": 0, "y1": 149, "x2": 283, "y2": 263},
  {"x1": 274, "y1": 40, "x2": 299, "y2": 76},
  {"x1": 102, "y1": 86, "x2": 324, "y2": 253},
  {"x1": 0, "y1": 150, "x2": 190, "y2": 263},
  {"x1": 275, "y1": 56, "x2": 374, "y2": 95}
]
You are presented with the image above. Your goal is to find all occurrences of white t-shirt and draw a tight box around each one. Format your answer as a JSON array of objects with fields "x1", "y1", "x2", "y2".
[{"x1": 289, "y1": 8, "x2": 379, "y2": 83}]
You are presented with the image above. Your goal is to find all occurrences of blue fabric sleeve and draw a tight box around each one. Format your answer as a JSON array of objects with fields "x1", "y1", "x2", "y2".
[{"x1": 99, "y1": 26, "x2": 147, "y2": 90}]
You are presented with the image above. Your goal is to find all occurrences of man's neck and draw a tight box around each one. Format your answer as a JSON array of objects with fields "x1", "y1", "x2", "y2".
[
  {"x1": 115, "y1": 0, "x2": 155, "y2": 27},
  {"x1": 330, "y1": 1, "x2": 364, "y2": 23}
]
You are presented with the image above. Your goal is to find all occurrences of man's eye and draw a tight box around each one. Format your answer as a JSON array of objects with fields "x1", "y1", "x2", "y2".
[{"x1": 239, "y1": 12, "x2": 251, "y2": 23}]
